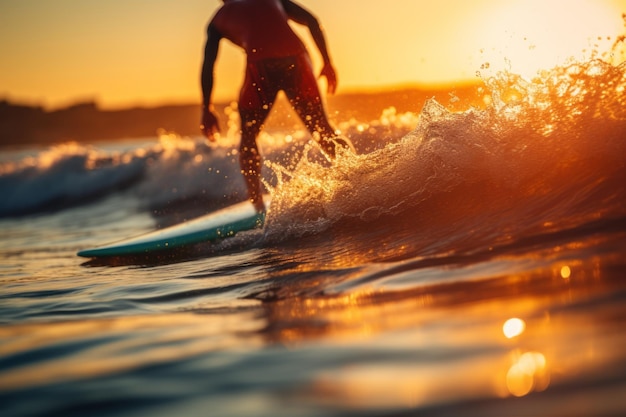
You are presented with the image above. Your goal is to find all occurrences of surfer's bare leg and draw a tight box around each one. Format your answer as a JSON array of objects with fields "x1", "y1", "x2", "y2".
[
  {"x1": 239, "y1": 108, "x2": 270, "y2": 212},
  {"x1": 293, "y1": 98, "x2": 335, "y2": 156},
  {"x1": 288, "y1": 91, "x2": 353, "y2": 158}
]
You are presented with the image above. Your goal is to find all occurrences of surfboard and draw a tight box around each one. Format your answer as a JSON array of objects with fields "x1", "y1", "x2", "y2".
[{"x1": 77, "y1": 197, "x2": 269, "y2": 258}]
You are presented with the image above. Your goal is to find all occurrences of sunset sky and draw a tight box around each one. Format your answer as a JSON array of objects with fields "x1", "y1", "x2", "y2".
[{"x1": 1, "y1": 0, "x2": 625, "y2": 109}]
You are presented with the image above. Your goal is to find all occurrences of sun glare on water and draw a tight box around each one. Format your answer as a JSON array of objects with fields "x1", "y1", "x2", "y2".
[{"x1": 474, "y1": 0, "x2": 624, "y2": 79}]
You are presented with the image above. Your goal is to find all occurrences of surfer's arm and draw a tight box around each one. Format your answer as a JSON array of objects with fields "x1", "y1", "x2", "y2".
[
  {"x1": 282, "y1": 0, "x2": 337, "y2": 94},
  {"x1": 200, "y1": 23, "x2": 222, "y2": 139}
]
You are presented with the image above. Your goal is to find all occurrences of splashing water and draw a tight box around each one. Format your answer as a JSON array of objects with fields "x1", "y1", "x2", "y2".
[{"x1": 265, "y1": 58, "x2": 626, "y2": 253}]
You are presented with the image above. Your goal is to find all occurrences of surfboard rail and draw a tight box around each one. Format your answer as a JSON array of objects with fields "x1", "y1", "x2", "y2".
[{"x1": 77, "y1": 198, "x2": 268, "y2": 258}]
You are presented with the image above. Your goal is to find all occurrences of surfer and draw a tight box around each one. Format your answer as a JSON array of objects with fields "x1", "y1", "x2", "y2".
[{"x1": 200, "y1": 0, "x2": 351, "y2": 212}]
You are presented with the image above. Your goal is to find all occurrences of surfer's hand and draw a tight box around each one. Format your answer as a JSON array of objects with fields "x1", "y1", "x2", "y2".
[
  {"x1": 201, "y1": 107, "x2": 220, "y2": 141},
  {"x1": 319, "y1": 63, "x2": 337, "y2": 95}
]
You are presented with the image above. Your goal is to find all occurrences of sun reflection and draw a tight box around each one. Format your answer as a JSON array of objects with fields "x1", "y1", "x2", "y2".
[
  {"x1": 255, "y1": 244, "x2": 620, "y2": 409},
  {"x1": 506, "y1": 351, "x2": 550, "y2": 397},
  {"x1": 503, "y1": 318, "x2": 526, "y2": 339},
  {"x1": 560, "y1": 265, "x2": 572, "y2": 279}
]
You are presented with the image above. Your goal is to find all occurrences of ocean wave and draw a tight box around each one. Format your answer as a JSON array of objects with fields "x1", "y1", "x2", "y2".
[
  {"x1": 0, "y1": 109, "x2": 414, "y2": 218},
  {"x1": 1, "y1": 58, "x2": 624, "y2": 264},
  {"x1": 0, "y1": 142, "x2": 146, "y2": 217},
  {"x1": 265, "y1": 59, "x2": 626, "y2": 256}
]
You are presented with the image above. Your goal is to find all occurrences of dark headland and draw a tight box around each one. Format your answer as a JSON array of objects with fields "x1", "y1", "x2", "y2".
[{"x1": 0, "y1": 83, "x2": 483, "y2": 148}]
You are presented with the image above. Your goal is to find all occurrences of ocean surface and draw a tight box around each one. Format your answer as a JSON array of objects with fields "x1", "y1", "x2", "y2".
[{"x1": 1, "y1": 58, "x2": 626, "y2": 417}]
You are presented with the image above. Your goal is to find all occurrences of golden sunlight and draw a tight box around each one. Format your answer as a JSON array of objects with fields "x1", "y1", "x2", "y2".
[
  {"x1": 503, "y1": 318, "x2": 526, "y2": 339},
  {"x1": 474, "y1": 0, "x2": 624, "y2": 79},
  {"x1": 506, "y1": 351, "x2": 550, "y2": 397}
]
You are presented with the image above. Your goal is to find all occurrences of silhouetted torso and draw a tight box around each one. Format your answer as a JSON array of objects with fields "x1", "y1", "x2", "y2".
[{"x1": 212, "y1": 0, "x2": 307, "y2": 61}]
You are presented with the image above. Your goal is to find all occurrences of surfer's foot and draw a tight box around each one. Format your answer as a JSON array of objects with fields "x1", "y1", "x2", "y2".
[
  {"x1": 320, "y1": 136, "x2": 355, "y2": 159},
  {"x1": 333, "y1": 135, "x2": 356, "y2": 154},
  {"x1": 252, "y1": 198, "x2": 265, "y2": 213}
]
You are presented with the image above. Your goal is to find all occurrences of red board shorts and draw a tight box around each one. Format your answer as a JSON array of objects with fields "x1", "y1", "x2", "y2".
[{"x1": 239, "y1": 53, "x2": 321, "y2": 111}]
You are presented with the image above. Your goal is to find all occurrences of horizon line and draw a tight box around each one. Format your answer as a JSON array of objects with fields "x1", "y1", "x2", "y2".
[{"x1": 2, "y1": 79, "x2": 482, "y2": 112}]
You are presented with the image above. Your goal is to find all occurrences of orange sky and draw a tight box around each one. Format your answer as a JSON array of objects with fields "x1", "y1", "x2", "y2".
[{"x1": 0, "y1": 0, "x2": 625, "y2": 109}]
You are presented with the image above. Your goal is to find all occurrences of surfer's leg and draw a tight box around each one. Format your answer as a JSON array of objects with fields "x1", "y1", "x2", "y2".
[
  {"x1": 292, "y1": 97, "x2": 356, "y2": 157},
  {"x1": 286, "y1": 55, "x2": 353, "y2": 157},
  {"x1": 238, "y1": 61, "x2": 278, "y2": 212},
  {"x1": 239, "y1": 107, "x2": 272, "y2": 212}
]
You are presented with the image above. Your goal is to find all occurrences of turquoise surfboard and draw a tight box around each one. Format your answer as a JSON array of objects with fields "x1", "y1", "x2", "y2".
[{"x1": 77, "y1": 197, "x2": 269, "y2": 258}]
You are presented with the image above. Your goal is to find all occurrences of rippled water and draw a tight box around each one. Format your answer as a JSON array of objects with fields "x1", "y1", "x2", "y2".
[{"x1": 2, "y1": 58, "x2": 626, "y2": 416}]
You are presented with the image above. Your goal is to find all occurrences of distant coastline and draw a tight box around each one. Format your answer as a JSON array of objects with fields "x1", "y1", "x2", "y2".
[{"x1": 0, "y1": 83, "x2": 482, "y2": 148}]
